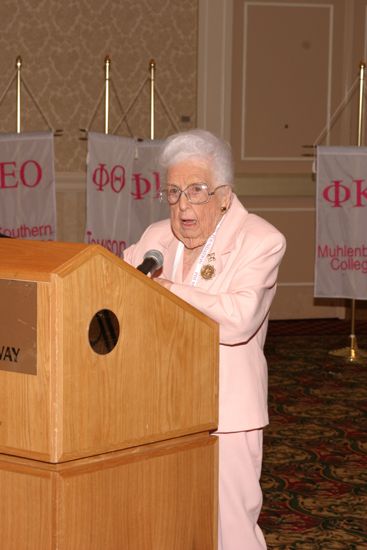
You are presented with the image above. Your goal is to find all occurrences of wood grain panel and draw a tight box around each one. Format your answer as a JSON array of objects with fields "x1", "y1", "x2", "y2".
[
  {"x1": 59, "y1": 251, "x2": 218, "y2": 460},
  {"x1": 0, "y1": 434, "x2": 218, "y2": 550},
  {"x1": 0, "y1": 282, "x2": 52, "y2": 458}
]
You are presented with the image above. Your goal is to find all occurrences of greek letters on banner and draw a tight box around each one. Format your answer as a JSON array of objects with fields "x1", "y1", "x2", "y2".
[
  {"x1": 315, "y1": 146, "x2": 367, "y2": 300},
  {"x1": 0, "y1": 132, "x2": 56, "y2": 240},
  {"x1": 85, "y1": 133, "x2": 169, "y2": 257}
]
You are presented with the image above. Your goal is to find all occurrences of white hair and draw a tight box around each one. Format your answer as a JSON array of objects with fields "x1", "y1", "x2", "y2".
[{"x1": 159, "y1": 129, "x2": 234, "y2": 188}]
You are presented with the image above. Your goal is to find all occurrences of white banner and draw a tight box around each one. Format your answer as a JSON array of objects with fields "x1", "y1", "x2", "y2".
[
  {"x1": 85, "y1": 133, "x2": 168, "y2": 257},
  {"x1": 0, "y1": 132, "x2": 56, "y2": 240},
  {"x1": 315, "y1": 146, "x2": 367, "y2": 300}
]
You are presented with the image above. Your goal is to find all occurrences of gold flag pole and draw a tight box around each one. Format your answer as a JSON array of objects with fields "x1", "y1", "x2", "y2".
[
  {"x1": 149, "y1": 59, "x2": 155, "y2": 140},
  {"x1": 16, "y1": 56, "x2": 22, "y2": 133},
  {"x1": 330, "y1": 62, "x2": 367, "y2": 364},
  {"x1": 104, "y1": 55, "x2": 111, "y2": 134},
  {"x1": 1, "y1": 56, "x2": 61, "y2": 136}
]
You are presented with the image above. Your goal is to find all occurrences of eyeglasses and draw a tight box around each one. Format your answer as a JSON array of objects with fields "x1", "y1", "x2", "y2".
[{"x1": 159, "y1": 183, "x2": 228, "y2": 205}]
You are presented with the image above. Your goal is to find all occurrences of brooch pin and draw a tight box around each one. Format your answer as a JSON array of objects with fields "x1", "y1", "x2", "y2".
[
  {"x1": 200, "y1": 252, "x2": 216, "y2": 280},
  {"x1": 200, "y1": 264, "x2": 215, "y2": 280}
]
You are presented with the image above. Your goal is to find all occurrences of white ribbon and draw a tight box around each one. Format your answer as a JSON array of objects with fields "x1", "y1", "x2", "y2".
[{"x1": 172, "y1": 215, "x2": 225, "y2": 286}]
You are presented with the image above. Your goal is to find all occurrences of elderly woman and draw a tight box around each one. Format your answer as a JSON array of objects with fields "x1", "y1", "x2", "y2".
[{"x1": 123, "y1": 129, "x2": 286, "y2": 549}]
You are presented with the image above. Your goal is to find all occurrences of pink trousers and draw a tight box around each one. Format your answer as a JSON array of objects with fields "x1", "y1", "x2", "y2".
[{"x1": 217, "y1": 430, "x2": 267, "y2": 550}]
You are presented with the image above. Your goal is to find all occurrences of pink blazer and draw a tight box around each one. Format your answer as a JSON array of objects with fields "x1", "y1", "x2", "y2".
[{"x1": 123, "y1": 195, "x2": 286, "y2": 432}]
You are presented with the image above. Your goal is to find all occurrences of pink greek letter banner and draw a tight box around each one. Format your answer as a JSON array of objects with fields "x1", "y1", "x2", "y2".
[
  {"x1": 315, "y1": 146, "x2": 367, "y2": 300},
  {"x1": 0, "y1": 132, "x2": 56, "y2": 240},
  {"x1": 85, "y1": 132, "x2": 168, "y2": 257}
]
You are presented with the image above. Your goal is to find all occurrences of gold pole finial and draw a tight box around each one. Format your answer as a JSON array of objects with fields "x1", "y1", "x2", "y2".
[
  {"x1": 149, "y1": 59, "x2": 156, "y2": 140},
  {"x1": 104, "y1": 55, "x2": 111, "y2": 134},
  {"x1": 16, "y1": 56, "x2": 22, "y2": 133},
  {"x1": 357, "y1": 62, "x2": 365, "y2": 147}
]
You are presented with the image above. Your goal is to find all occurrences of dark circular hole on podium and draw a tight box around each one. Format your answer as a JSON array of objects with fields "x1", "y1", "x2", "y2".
[{"x1": 88, "y1": 309, "x2": 120, "y2": 355}]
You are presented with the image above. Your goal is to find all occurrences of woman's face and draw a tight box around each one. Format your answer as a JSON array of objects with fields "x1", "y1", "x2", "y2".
[{"x1": 167, "y1": 158, "x2": 231, "y2": 249}]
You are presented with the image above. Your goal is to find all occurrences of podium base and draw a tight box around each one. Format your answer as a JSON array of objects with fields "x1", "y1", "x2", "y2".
[{"x1": 0, "y1": 433, "x2": 218, "y2": 550}]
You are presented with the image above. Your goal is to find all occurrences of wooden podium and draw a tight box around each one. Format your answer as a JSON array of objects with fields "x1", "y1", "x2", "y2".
[{"x1": 0, "y1": 239, "x2": 219, "y2": 550}]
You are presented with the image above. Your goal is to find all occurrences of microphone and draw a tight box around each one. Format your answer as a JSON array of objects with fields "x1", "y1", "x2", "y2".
[{"x1": 137, "y1": 249, "x2": 163, "y2": 276}]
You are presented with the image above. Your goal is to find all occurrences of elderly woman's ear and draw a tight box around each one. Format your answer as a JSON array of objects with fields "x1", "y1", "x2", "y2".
[{"x1": 220, "y1": 186, "x2": 233, "y2": 212}]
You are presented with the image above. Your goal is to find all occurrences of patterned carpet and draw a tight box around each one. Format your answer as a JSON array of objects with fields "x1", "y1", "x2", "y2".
[{"x1": 260, "y1": 319, "x2": 367, "y2": 549}]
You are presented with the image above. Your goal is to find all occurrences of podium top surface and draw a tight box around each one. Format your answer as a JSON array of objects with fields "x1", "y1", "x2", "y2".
[
  {"x1": 0, "y1": 238, "x2": 218, "y2": 328},
  {"x1": 0, "y1": 239, "x2": 112, "y2": 281}
]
